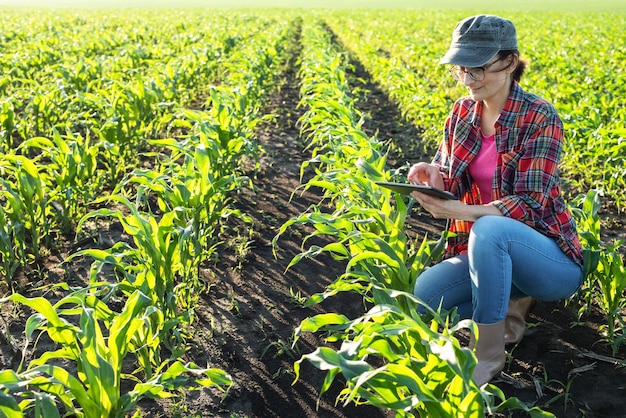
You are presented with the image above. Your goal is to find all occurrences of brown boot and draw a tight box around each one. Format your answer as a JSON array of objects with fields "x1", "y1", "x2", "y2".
[
  {"x1": 469, "y1": 320, "x2": 506, "y2": 387},
  {"x1": 504, "y1": 297, "x2": 535, "y2": 345}
]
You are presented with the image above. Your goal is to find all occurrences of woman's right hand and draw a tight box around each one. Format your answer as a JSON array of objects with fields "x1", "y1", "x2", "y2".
[{"x1": 407, "y1": 162, "x2": 445, "y2": 190}]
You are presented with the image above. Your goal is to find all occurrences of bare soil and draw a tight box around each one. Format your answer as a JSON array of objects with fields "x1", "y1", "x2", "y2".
[{"x1": 2, "y1": 23, "x2": 626, "y2": 418}]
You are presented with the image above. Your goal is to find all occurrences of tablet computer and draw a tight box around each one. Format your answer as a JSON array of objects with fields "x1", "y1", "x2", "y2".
[{"x1": 375, "y1": 181, "x2": 458, "y2": 200}]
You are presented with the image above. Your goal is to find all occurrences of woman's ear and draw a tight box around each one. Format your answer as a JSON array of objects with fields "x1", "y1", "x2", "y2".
[{"x1": 506, "y1": 54, "x2": 519, "y2": 74}]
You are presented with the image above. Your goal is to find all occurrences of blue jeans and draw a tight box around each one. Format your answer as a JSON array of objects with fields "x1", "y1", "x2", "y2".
[{"x1": 413, "y1": 216, "x2": 583, "y2": 323}]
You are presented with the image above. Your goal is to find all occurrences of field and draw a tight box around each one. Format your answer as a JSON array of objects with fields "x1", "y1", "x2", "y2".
[
  {"x1": 0, "y1": 4, "x2": 625, "y2": 418},
  {"x1": 2, "y1": 0, "x2": 626, "y2": 11}
]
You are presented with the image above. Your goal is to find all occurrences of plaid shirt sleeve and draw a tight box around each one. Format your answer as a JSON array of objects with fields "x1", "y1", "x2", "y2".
[{"x1": 492, "y1": 100, "x2": 564, "y2": 224}]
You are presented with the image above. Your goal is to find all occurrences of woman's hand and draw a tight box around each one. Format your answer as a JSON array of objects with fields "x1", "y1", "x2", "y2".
[
  {"x1": 410, "y1": 192, "x2": 464, "y2": 219},
  {"x1": 407, "y1": 162, "x2": 445, "y2": 190},
  {"x1": 410, "y1": 187, "x2": 504, "y2": 221},
  {"x1": 407, "y1": 162, "x2": 503, "y2": 221}
]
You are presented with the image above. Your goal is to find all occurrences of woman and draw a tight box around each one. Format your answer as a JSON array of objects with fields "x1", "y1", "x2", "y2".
[{"x1": 408, "y1": 15, "x2": 583, "y2": 386}]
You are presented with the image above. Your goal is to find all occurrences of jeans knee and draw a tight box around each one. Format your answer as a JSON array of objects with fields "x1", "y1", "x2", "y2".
[
  {"x1": 469, "y1": 215, "x2": 506, "y2": 245},
  {"x1": 472, "y1": 215, "x2": 506, "y2": 233}
]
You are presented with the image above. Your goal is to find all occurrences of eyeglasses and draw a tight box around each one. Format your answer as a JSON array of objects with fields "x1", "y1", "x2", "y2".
[{"x1": 449, "y1": 57, "x2": 505, "y2": 82}]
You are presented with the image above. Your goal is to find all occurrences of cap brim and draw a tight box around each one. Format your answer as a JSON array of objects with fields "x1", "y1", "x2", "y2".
[{"x1": 439, "y1": 47, "x2": 498, "y2": 67}]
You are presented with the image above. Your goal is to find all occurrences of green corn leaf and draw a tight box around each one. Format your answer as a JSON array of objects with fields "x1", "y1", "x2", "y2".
[
  {"x1": 33, "y1": 392, "x2": 62, "y2": 418},
  {"x1": 5, "y1": 294, "x2": 78, "y2": 346},
  {"x1": 79, "y1": 307, "x2": 117, "y2": 413},
  {"x1": 296, "y1": 313, "x2": 351, "y2": 335},
  {"x1": 26, "y1": 365, "x2": 97, "y2": 416},
  {"x1": 108, "y1": 290, "x2": 152, "y2": 367},
  {"x1": 0, "y1": 392, "x2": 22, "y2": 418},
  {"x1": 0, "y1": 370, "x2": 24, "y2": 417}
]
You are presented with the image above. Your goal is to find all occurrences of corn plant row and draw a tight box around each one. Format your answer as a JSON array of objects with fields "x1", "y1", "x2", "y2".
[
  {"x1": 75, "y1": 15, "x2": 293, "y2": 328},
  {"x1": 321, "y1": 11, "x2": 465, "y2": 162},
  {"x1": 0, "y1": 10, "x2": 262, "y2": 151},
  {"x1": 274, "y1": 19, "x2": 546, "y2": 417},
  {"x1": 0, "y1": 11, "x2": 270, "y2": 279},
  {"x1": 0, "y1": 13, "x2": 294, "y2": 418}
]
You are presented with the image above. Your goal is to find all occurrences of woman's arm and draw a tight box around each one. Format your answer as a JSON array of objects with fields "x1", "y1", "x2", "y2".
[{"x1": 410, "y1": 192, "x2": 503, "y2": 221}]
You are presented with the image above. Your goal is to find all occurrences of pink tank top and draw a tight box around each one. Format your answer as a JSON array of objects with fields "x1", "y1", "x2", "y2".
[{"x1": 468, "y1": 134, "x2": 497, "y2": 203}]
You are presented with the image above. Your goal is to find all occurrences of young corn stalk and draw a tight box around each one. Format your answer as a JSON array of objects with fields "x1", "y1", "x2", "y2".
[
  {"x1": 74, "y1": 195, "x2": 194, "y2": 347},
  {"x1": 570, "y1": 189, "x2": 626, "y2": 353},
  {"x1": 18, "y1": 131, "x2": 101, "y2": 234},
  {"x1": 0, "y1": 288, "x2": 232, "y2": 418},
  {"x1": 0, "y1": 100, "x2": 17, "y2": 153},
  {"x1": 120, "y1": 130, "x2": 251, "y2": 314},
  {"x1": 0, "y1": 207, "x2": 21, "y2": 283},
  {"x1": 0, "y1": 154, "x2": 51, "y2": 264}
]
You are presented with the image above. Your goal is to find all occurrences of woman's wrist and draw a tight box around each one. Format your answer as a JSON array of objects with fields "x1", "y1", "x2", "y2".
[{"x1": 461, "y1": 202, "x2": 504, "y2": 222}]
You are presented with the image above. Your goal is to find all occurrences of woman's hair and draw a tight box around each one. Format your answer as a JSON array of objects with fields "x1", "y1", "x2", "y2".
[{"x1": 498, "y1": 50, "x2": 527, "y2": 82}]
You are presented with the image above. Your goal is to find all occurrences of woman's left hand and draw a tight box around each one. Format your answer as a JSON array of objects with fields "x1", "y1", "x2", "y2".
[
  {"x1": 411, "y1": 191, "x2": 462, "y2": 219},
  {"x1": 411, "y1": 192, "x2": 503, "y2": 222}
]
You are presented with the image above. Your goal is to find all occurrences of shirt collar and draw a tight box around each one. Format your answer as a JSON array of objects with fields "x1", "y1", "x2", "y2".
[
  {"x1": 499, "y1": 81, "x2": 523, "y2": 129},
  {"x1": 469, "y1": 81, "x2": 523, "y2": 130}
]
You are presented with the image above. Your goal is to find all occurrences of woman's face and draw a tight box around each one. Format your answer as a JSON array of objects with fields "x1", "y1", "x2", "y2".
[{"x1": 458, "y1": 55, "x2": 515, "y2": 104}]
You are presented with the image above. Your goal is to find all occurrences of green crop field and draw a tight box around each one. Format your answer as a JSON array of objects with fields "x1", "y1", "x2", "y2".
[
  {"x1": 1, "y1": 0, "x2": 626, "y2": 11},
  {"x1": 0, "y1": 4, "x2": 625, "y2": 417}
]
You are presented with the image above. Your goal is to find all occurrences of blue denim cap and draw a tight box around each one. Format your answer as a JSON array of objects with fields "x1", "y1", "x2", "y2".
[{"x1": 440, "y1": 15, "x2": 518, "y2": 67}]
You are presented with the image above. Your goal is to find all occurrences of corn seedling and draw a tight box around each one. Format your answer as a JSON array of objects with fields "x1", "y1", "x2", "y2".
[
  {"x1": 0, "y1": 154, "x2": 51, "y2": 264},
  {"x1": 18, "y1": 131, "x2": 101, "y2": 234},
  {"x1": 571, "y1": 190, "x2": 626, "y2": 352},
  {"x1": 0, "y1": 288, "x2": 232, "y2": 417}
]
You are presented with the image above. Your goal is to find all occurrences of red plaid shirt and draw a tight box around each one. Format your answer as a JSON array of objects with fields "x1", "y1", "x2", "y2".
[{"x1": 433, "y1": 82, "x2": 583, "y2": 266}]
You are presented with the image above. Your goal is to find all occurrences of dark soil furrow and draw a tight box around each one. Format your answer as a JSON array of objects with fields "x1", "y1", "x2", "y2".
[{"x1": 175, "y1": 21, "x2": 392, "y2": 418}]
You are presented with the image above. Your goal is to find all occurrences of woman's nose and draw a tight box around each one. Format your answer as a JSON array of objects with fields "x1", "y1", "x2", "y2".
[{"x1": 461, "y1": 72, "x2": 475, "y2": 85}]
